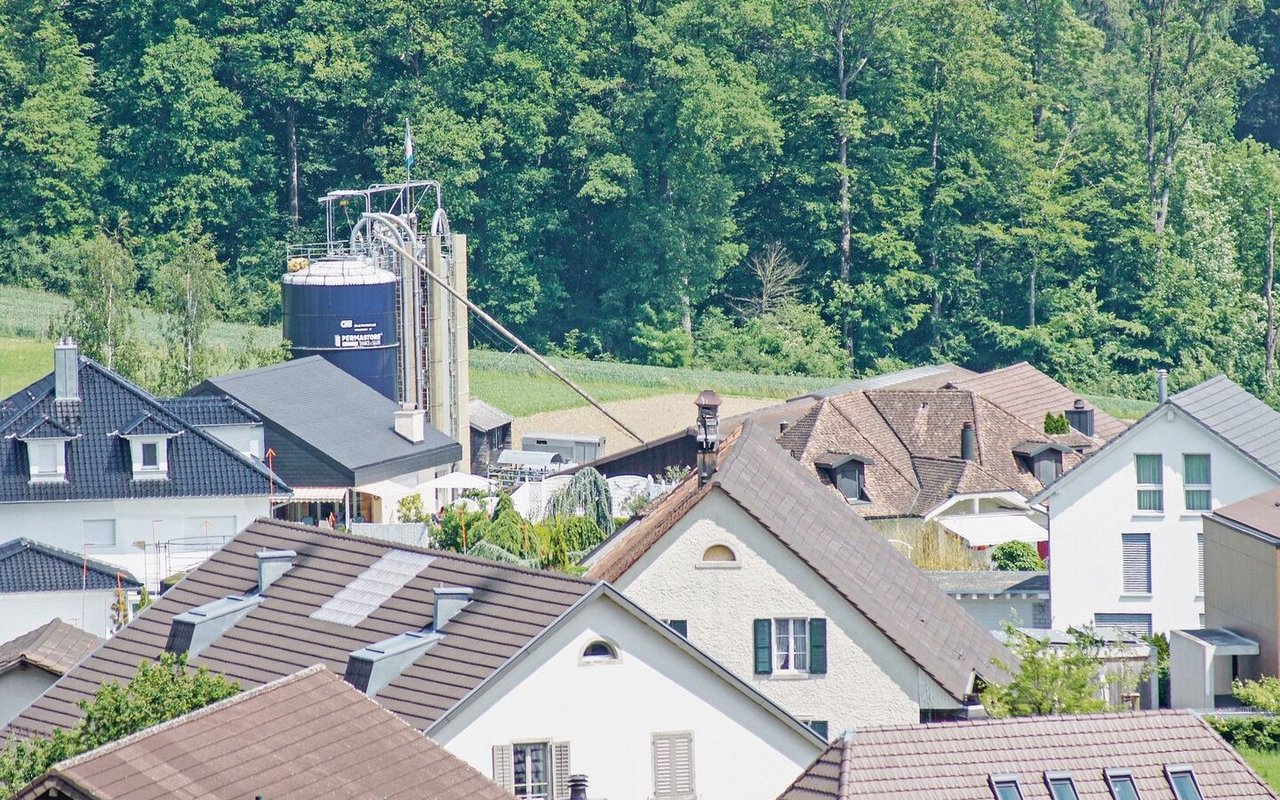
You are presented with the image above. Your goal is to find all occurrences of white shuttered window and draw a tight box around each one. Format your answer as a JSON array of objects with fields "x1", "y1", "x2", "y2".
[
  {"x1": 492, "y1": 742, "x2": 571, "y2": 800},
  {"x1": 652, "y1": 732, "x2": 695, "y2": 799},
  {"x1": 1122, "y1": 533, "x2": 1151, "y2": 594}
]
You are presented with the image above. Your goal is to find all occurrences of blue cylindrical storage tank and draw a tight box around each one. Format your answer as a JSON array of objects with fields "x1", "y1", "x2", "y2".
[{"x1": 282, "y1": 256, "x2": 400, "y2": 400}]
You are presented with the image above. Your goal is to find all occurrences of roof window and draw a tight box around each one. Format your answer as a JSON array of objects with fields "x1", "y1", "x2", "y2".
[
  {"x1": 1105, "y1": 770, "x2": 1141, "y2": 800},
  {"x1": 989, "y1": 775, "x2": 1024, "y2": 800},
  {"x1": 1166, "y1": 766, "x2": 1203, "y2": 800},
  {"x1": 1044, "y1": 773, "x2": 1079, "y2": 800}
]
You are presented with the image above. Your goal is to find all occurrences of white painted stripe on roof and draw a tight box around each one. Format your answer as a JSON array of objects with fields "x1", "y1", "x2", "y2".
[{"x1": 311, "y1": 550, "x2": 435, "y2": 626}]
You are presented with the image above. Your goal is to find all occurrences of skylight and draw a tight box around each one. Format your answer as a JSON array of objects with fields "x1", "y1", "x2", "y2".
[
  {"x1": 989, "y1": 775, "x2": 1023, "y2": 800},
  {"x1": 1166, "y1": 766, "x2": 1203, "y2": 800},
  {"x1": 1105, "y1": 770, "x2": 1141, "y2": 800},
  {"x1": 311, "y1": 550, "x2": 435, "y2": 626},
  {"x1": 1045, "y1": 773, "x2": 1079, "y2": 800}
]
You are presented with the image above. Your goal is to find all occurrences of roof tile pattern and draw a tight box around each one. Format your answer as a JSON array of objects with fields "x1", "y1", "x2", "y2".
[
  {"x1": 14, "y1": 666, "x2": 514, "y2": 800},
  {"x1": 777, "y1": 711, "x2": 1277, "y2": 800},
  {"x1": 587, "y1": 422, "x2": 1010, "y2": 703},
  {"x1": 7, "y1": 518, "x2": 593, "y2": 738},
  {"x1": 0, "y1": 357, "x2": 282, "y2": 503},
  {"x1": 806, "y1": 364, "x2": 977, "y2": 399},
  {"x1": 1170, "y1": 375, "x2": 1280, "y2": 477},
  {"x1": 0, "y1": 538, "x2": 141, "y2": 593},
  {"x1": 158, "y1": 396, "x2": 261, "y2": 427},
  {"x1": 949, "y1": 362, "x2": 1127, "y2": 441},
  {"x1": 0, "y1": 618, "x2": 103, "y2": 675}
]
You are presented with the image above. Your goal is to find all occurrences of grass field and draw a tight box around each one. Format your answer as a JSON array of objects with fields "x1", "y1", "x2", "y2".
[{"x1": 1239, "y1": 747, "x2": 1280, "y2": 791}]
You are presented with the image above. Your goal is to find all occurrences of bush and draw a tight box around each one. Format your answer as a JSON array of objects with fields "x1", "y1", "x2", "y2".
[
  {"x1": 991, "y1": 541, "x2": 1046, "y2": 571},
  {"x1": 1207, "y1": 715, "x2": 1280, "y2": 750},
  {"x1": 693, "y1": 302, "x2": 848, "y2": 378},
  {"x1": 1044, "y1": 412, "x2": 1070, "y2": 434}
]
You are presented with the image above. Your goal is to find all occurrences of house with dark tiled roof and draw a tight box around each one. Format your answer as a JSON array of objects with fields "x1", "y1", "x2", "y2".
[
  {"x1": 5, "y1": 517, "x2": 824, "y2": 800},
  {"x1": 0, "y1": 618, "x2": 103, "y2": 727},
  {"x1": 0, "y1": 341, "x2": 283, "y2": 589},
  {"x1": 12, "y1": 666, "x2": 517, "y2": 800},
  {"x1": 0, "y1": 538, "x2": 141, "y2": 642},
  {"x1": 777, "y1": 388, "x2": 1079, "y2": 553},
  {"x1": 582, "y1": 421, "x2": 1012, "y2": 731},
  {"x1": 1032, "y1": 374, "x2": 1280, "y2": 635},
  {"x1": 776, "y1": 710, "x2": 1276, "y2": 800}
]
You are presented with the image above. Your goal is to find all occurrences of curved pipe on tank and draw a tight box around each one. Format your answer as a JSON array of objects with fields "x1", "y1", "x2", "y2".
[{"x1": 351, "y1": 212, "x2": 423, "y2": 409}]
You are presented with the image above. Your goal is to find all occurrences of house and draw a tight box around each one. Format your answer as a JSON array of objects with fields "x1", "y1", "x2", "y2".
[
  {"x1": 0, "y1": 619, "x2": 102, "y2": 727},
  {"x1": 947, "y1": 361, "x2": 1128, "y2": 448},
  {"x1": 928, "y1": 571, "x2": 1050, "y2": 631},
  {"x1": 158, "y1": 395, "x2": 264, "y2": 459},
  {"x1": 11, "y1": 665, "x2": 515, "y2": 800},
  {"x1": 582, "y1": 421, "x2": 1011, "y2": 729},
  {"x1": 192, "y1": 357, "x2": 461, "y2": 524},
  {"x1": 776, "y1": 710, "x2": 1276, "y2": 800},
  {"x1": 470, "y1": 398, "x2": 513, "y2": 475},
  {"x1": 0, "y1": 538, "x2": 141, "y2": 641},
  {"x1": 0, "y1": 340, "x2": 283, "y2": 587},
  {"x1": 1032, "y1": 374, "x2": 1280, "y2": 635},
  {"x1": 6, "y1": 518, "x2": 824, "y2": 800},
  {"x1": 777, "y1": 388, "x2": 1079, "y2": 552}
]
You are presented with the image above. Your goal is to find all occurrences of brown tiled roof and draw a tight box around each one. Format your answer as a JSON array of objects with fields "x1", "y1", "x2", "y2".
[
  {"x1": 586, "y1": 422, "x2": 1011, "y2": 703},
  {"x1": 13, "y1": 666, "x2": 514, "y2": 800},
  {"x1": 6, "y1": 518, "x2": 593, "y2": 739},
  {"x1": 779, "y1": 389, "x2": 1081, "y2": 518},
  {"x1": 0, "y1": 619, "x2": 103, "y2": 677},
  {"x1": 949, "y1": 361, "x2": 1128, "y2": 441},
  {"x1": 778, "y1": 710, "x2": 1277, "y2": 800}
]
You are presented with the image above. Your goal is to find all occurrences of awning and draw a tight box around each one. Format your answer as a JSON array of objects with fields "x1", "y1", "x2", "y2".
[
  {"x1": 936, "y1": 512, "x2": 1048, "y2": 548},
  {"x1": 276, "y1": 486, "x2": 347, "y2": 502},
  {"x1": 354, "y1": 479, "x2": 418, "y2": 503}
]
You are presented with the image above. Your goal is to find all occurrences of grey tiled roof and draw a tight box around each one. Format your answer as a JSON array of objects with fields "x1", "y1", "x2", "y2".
[
  {"x1": 777, "y1": 710, "x2": 1276, "y2": 800},
  {"x1": 118, "y1": 412, "x2": 178, "y2": 436},
  {"x1": 928, "y1": 571, "x2": 1049, "y2": 596},
  {"x1": 0, "y1": 618, "x2": 103, "y2": 676},
  {"x1": 13, "y1": 666, "x2": 515, "y2": 800},
  {"x1": 469, "y1": 398, "x2": 514, "y2": 432},
  {"x1": 1170, "y1": 375, "x2": 1280, "y2": 477},
  {"x1": 0, "y1": 538, "x2": 141, "y2": 593},
  {"x1": 158, "y1": 395, "x2": 260, "y2": 427},
  {"x1": 0, "y1": 356, "x2": 284, "y2": 503},
  {"x1": 588, "y1": 422, "x2": 1011, "y2": 703}
]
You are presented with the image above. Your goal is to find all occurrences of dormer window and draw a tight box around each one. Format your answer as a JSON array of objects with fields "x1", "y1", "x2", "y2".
[
  {"x1": 815, "y1": 452, "x2": 872, "y2": 504},
  {"x1": 1012, "y1": 442, "x2": 1070, "y2": 486},
  {"x1": 16, "y1": 416, "x2": 75, "y2": 483},
  {"x1": 119, "y1": 412, "x2": 180, "y2": 481}
]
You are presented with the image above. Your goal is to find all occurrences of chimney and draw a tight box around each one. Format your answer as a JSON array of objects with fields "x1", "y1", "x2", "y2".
[
  {"x1": 695, "y1": 389, "x2": 723, "y2": 486},
  {"x1": 1064, "y1": 398, "x2": 1094, "y2": 437},
  {"x1": 433, "y1": 586, "x2": 473, "y2": 630},
  {"x1": 1157, "y1": 368, "x2": 1168, "y2": 404},
  {"x1": 779, "y1": 420, "x2": 790, "y2": 434},
  {"x1": 256, "y1": 549, "x2": 296, "y2": 594},
  {"x1": 394, "y1": 404, "x2": 426, "y2": 443},
  {"x1": 568, "y1": 775, "x2": 589, "y2": 800},
  {"x1": 166, "y1": 594, "x2": 263, "y2": 657},
  {"x1": 54, "y1": 338, "x2": 79, "y2": 402},
  {"x1": 960, "y1": 421, "x2": 977, "y2": 462},
  {"x1": 344, "y1": 629, "x2": 443, "y2": 696}
]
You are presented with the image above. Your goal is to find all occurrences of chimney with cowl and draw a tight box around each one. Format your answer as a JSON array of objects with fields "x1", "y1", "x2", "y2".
[
  {"x1": 1064, "y1": 398, "x2": 1094, "y2": 437},
  {"x1": 568, "y1": 774, "x2": 589, "y2": 800},
  {"x1": 695, "y1": 389, "x2": 722, "y2": 486},
  {"x1": 960, "y1": 421, "x2": 977, "y2": 461}
]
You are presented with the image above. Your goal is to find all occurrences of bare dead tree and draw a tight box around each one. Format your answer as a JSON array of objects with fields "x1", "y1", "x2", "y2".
[{"x1": 730, "y1": 242, "x2": 804, "y2": 318}]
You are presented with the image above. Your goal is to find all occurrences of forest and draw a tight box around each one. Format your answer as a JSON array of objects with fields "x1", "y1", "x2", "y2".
[{"x1": 1, "y1": 0, "x2": 1278, "y2": 399}]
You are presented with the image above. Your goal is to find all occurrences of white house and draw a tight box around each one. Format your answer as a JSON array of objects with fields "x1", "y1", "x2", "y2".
[
  {"x1": 583, "y1": 421, "x2": 1011, "y2": 730},
  {"x1": 9, "y1": 518, "x2": 823, "y2": 800},
  {"x1": 1032, "y1": 374, "x2": 1280, "y2": 635},
  {"x1": 0, "y1": 538, "x2": 142, "y2": 641},
  {"x1": 0, "y1": 341, "x2": 284, "y2": 588}
]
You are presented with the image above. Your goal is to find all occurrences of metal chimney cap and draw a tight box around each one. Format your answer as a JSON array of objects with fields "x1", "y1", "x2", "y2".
[
  {"x1": 695, "y1": 389, "x2": 722, "y2": 410},
  {"x1": 1073, "y1": 398, "x2": 1085, "y2": 409}
]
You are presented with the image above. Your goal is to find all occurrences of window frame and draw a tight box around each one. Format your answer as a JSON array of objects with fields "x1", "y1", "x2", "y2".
[
  {"x1": 141, "y1": 441, "x2": 159, "y2": 469},
  {"x1": 1135, "y1": 454, "x2": 1164, "y2": 513},
  {"x1": 1044, "y1": 772, "x2": 1080, "y2": 800},
  {"x1": 1182, "y1": 453, "x2": 1211, "y2": 512},
  {"x1": 989, "y1": 774, "x2": 1025, "y2": 800},
  {"x1": 774, "y1": 617, "x2": 810, "y2": 673},
  {"x1": 1165, "y1": 765, "x2": 1203, "y2": 800},
  {"x1": 25, "y1": 439, "x2": 68, "y2": 481},
  {"x1": 580, "y1": 639, "x2": 620, "y2": 664},
  {"x1": 512, "y1": 741, "x2": 551, "y2": 800},
  {"x1": 1105, "y1": 769, "x2": 1142, "y2": 800}
]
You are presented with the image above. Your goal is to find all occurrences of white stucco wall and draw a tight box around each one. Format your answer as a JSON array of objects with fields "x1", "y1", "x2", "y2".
[
  {"x1": 0, "y1": 667, "x2": 58, "y2": 727},
  {"x1": 953, "y1": 596, "x2": 1046, "y2": 632},
  {"x1": 431, "y1": 593, "x2": 821, "y2": 800},
  {"x1": 610, "y1": 490, "x2": 959, "y2": 729},
  {"x1": 0, "y1": 496, "x2": 269, "y2": 587},
  {"x1": 1046, "y1": 407, "x2": 1279, "y2": 633},
  {"x1": 200, "y1": 424, "x2": 264, "y2": 459},
  {"x1": 0, "y1": 590, "x2": 118, "y2": 641}
]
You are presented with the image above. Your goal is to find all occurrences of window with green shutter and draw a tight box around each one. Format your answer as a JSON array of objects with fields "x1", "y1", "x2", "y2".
[
  {"x1": 753, "y1": 619, "x2": 772, "y2": 674},
  {"x1": 1135, "y1": 454, "x2": 1163, "y2": 511},
  {"x1": 808, "y1": 618, "x2": 827, "y2": 674}
]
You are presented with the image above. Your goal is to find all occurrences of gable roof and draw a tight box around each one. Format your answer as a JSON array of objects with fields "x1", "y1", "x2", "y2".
[
  {"x1": 948, "y1": 361, "x2": 1128, "y2": 441},
  {"x1": 0, "y1": 353, "x2": 284, "y2": 503},
  {"x1": 0, "y1": 619, "x2": 103, "y2": 676},
  {"x1": 1034, "y1": 375, "x2": 1280, "y2": 504},
  {"x1": 776, "y1": 710, "x2": 1276, "y2": 800},
  {"x1": 585, "y1": 422, "x2": 1011, "y2": 703},
  {"x1": 194, "y1": 357, "x2": 460, "y2": 482},
  {"x1": 1208, "y1": 486, "x2": 1280, "y2": 544},
  {"x1": 12, "y1": 666, "x2": 515, "y2": 800},
  {"x1": 469, "y1": 399, "x2": 514, "y2": 432},
  {"x1": 779, "y1": 389, "x2": 1081, "y2": 518},
  {"x1": 803, "y1": 364, "x2": 977, "y2": 400},
  {"x1": 0, "y1": 539, "x2": 141, "y2": 594},
  {"x1": 158, "y1": 396, "x2": 260, "y2": 427}
]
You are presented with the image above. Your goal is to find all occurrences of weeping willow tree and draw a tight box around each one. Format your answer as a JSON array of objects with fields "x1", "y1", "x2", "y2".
[{"x1": 545, "y1": 468, "x2": 614, "y2": 536}]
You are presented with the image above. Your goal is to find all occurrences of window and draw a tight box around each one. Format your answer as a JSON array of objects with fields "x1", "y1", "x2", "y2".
[
  {"x1": 1197, "y1": 533, "x2": 1205, "y2": 597},
  {"x1": 664, "y1": 619, "x2": 688, "y2": 638},
  {"x1": 514, "y1": 743, "x2": 550, "y2": 799},
  {"x1": 652, "y1": 732, "x2": 695, "y2": 799},
  {"x1": 492, "y1": 742, "x2": 570, "y2": 800},
  {"x1": 84, "y1": 519, "x2": 117, "y2": 547},
  {"x1": 141, "y1": 441, "x2": 159, "y2": 469},
  {"x1": 702, "y1": 544, "x2": 736, "y2": 562},
  {"x1": 754, "y1": 618, "x2": 826, "y2": 676},
  {"x1": 1094, "y1": 613, "x2": 1153, "y2": 638},
  {"x1": 27, "y1": 440, "x2": 66, "y2": 479},
  {"x1": 833, "y1": 462, "x2": 869, "y2": 503},
  {"x1": 1122, "y1": 533, "x2": 1151, "y2": 594},
  {"x1": 1166, "y1": 767, "x2": 1203, "y2": 800},
  {"x1": 1183, "y1": 454, "x2": 1211, "y2": 511},
  {"x1": 581, "y1": 640, "x2": 618, "y2": 662},
  {"x1": 1106, "y1": 770, "x2": 1141, "y2": 800},
  {"x1": 1136, "y1": 454, "x2": 1163, "y2": 511},
  {"x1": 1045, "y1": 773, "x2": 1080, "y2": 800},
  {"x1": 989, "y1": 775, "x2": 1024, "y2": 800},
  {"x1": 805, "y1": 719, "x2": 829, "y2": 739}
]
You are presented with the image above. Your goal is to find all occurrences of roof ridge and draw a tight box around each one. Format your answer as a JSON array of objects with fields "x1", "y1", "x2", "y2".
[{"x1": 852, "y1": 708, "x2": 1195, "y2": 735}]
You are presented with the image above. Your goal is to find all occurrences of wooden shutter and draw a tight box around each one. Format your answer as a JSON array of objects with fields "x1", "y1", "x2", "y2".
[
  {"x1": 491, "y1": 745, "x2": 514, "y2": 793},
  {"x1": 652, "y1": 732, "x2": 695, "y2": 799},
  {"x1": 808, "y1": 618, "x2": 827, "y2": 674},
  {"x1": 1122, "y1": 534, "x2": 1151, "y2": 593},
  {"x1": 753, "y1": 619, "x2": 772, "y2": 674},
  {"x1": 552, "y1": 741, "x2": 571, "y2": 800}
]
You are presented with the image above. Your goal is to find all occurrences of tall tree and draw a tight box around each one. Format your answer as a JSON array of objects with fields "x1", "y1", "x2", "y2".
[
  {"x1": 64, "y1": 229, "x2": 139, "y2": 374},
  {"x1": 155, "y1": 229, "x2": 230, "y2": 392}
]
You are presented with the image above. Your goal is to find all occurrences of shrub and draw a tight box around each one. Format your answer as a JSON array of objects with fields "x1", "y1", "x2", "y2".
[{"x1": 991, "y1": 541, "x2": 1046, "y2": 571}]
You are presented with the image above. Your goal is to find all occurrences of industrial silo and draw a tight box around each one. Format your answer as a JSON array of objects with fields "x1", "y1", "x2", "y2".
[{"x1": 281, "y1": 256, "x2": 400, "y2": 400}]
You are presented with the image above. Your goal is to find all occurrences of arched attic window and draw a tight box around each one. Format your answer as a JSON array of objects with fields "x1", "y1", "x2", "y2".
[
  {"x1": 582, "y1": 640, "x2": 619, "y2": 662},
  {"x1": 702, "y1": 544, "x2": 737, "y2": 562}
]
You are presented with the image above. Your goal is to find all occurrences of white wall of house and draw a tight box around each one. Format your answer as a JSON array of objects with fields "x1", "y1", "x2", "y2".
[
  {"x1": 0, "y1": 666, "x2": 58, "y2": 727},
  {"x1": 199, "y1": 424, "x2": 264, "y2": 459},
  {"x1": 0, "y1": 496, "x2": 270, "y2": 587},
  {"x1": 1046, "y1": 407, "x2": 1278, "y2": 633},
  {"x1": 0, "y1": 590, "x2": 118, "y2": 641},
  {"x1": 953, "y1": 596, "x2": 1047, "y2": 632},
  {"x1": 609, "y1": 490, "x2": 960, "y2": 729},
  {"x1": 432, "y1": 593, "x2": 821, "y2": 800}
]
